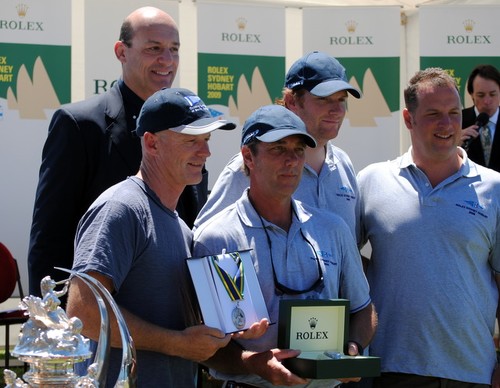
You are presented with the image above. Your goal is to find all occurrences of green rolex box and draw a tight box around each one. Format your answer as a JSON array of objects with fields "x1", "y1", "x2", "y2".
[{"x1": 278, "y1": 299, "x2": 380, "y2": 379}]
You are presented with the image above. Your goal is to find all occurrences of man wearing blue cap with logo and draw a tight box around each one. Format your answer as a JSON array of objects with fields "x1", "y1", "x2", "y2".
[
  {"x1": 66, "y1": 88, "x2": 235, "y2": 387},
  {"x1": 195, "y1": 51, "x2": 361, "y2": 246},
  {"x1": 194, "y1": 105, "x2": 376, "y2": 388}
]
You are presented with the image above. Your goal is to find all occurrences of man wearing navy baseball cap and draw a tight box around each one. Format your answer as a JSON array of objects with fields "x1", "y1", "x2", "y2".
[
  {"x1": 66, "y1": 88, "x2": 235, "y2": 387},
  {"x1": 195, "y1": 52, "x2": 364, "y2": 254},
  {"x1": 284, "y1": 51, "x2": 361, "y2": 99},
  {"x1": 135, "y1": 87, "x2": 236, "y2": 136},
  {"x1": 194, "y1": 105, "x2": 375, "y2": 387}
]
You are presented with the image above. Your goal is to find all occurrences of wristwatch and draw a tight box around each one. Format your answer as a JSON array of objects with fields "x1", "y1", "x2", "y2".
[{"x1": 345, "y1": 340, "x2": 364, "y2": 355}]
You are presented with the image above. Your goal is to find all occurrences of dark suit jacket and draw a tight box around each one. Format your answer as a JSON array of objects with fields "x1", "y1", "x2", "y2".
[
  {"x1": 462, "y1": 106, "x2": 500, "y2": 172},
  {"x1": 28, "y1": 82, "x2": 208, "y2": 295}
]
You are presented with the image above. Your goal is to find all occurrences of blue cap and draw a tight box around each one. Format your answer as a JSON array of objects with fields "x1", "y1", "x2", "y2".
[
  {"x1": 241, "y1": 105, "x2": 316, "y2": 148},
  {"x1": 135, "y1": 87, "x2": 236, "y2": 136},
  {"x1": 284, "y1": 51, "x2": 361, "y2": 98}
]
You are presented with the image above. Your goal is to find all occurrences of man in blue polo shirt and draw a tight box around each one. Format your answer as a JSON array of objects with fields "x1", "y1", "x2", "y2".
[{"x1": 195, "y1": 105, "x2": 376, "y2": 388}]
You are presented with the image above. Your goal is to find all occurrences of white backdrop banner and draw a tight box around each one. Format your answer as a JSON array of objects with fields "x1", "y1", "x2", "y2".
[
  {"x1": 302, "y1": 6, "x2": 401, "y2": 173},
  {"x1": 420, "y1": 5, "x2": 500, "y2": 107},
  {"x1": 197, "y1": 1, "x2": 286, "y2": 189},
  {"x1": 84, "y1": 0, "x2": 179, "y2": 97},
  {"x1": 0, "y1": 0, "x2": 71, "y2": 289}
]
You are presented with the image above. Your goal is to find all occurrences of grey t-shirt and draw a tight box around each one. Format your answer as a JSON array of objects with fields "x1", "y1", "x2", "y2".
[{"x1": 73, "y1": 176, "x2": 196, "y2": 387}]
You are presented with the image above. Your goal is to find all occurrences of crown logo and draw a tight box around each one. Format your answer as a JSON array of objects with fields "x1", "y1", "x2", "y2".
[
  {"x1": 308, "y1": 317, "x2": 317, "y2": 330},
  {"x1": 236, "y1": 17, "x2": 247, "y2": 31},
  {"x1": 346, "y1": 20, "x2": 358, "y2": 34},
  {"x1": 16, "y1": 3, "x2": 29, "y2": 18},
  {"x1": 463, "y1": 19, "x2": 475, "y2": 33}
]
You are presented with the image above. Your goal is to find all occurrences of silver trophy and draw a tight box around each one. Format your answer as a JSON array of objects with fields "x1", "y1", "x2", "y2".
[{"x1": 3, "y1": 269, "x2": 136, "y2": 387}]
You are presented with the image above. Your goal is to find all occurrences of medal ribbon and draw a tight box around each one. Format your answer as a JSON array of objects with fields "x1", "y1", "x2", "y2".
[{"x1": 211, "y1": 252, "x2": 244, "y2": 301}]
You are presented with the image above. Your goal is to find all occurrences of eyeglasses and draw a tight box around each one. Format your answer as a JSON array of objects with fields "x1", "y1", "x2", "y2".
[{"x1": 260, "y1": 218, "x2": 324, "y2": 295}]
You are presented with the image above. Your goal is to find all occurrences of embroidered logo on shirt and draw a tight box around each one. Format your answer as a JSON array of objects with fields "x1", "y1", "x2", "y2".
[
  {"x1": 318, "y1": 250, "x2": 337, "y2": 267},
  {"x1": 336, "y1": 186, "x2": 355, "y2": 201},
  {"x1": 455, "y1": 200, "x2": 487, "y2": 218},
  {"x1": 464, "y1": 200, "x2": 484, "y2": 210}
]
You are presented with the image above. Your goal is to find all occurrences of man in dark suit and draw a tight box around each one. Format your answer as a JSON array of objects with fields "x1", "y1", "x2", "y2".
[
  {"x1": 462, "y1": 64, "x2": 500, "y2": 171},
  {"x1": 28, "y1": 7, "x2": 207, "y2": 296}
]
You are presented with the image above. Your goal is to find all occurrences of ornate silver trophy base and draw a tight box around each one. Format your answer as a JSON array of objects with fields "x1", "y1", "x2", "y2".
[
  {"x1": 4, "y1": 270, "x2": 136, "y2": 388},
  {"x1": 16, "y1": 358, "x2": 86, "y2": 387}
]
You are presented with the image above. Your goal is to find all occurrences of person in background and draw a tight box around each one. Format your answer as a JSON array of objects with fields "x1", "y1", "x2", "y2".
[
  {"x1": 66, "y1": 87, "x2": 236, "y2": 387},
  {"x1": 28, "y1": 6, "x2": 207, "y2": 297},
  {"x1": 461, "y1": 64, "x2": 500, "y2": 171},
  {"x1": 194, "y1": 51, "x2": 361, "y2": 243},
  {"x1": 195, "y1": 105, "x2": 376, "y2": 388},
  {"x1": 359, "y1": 67, "x2": 500, "y2": 388}
]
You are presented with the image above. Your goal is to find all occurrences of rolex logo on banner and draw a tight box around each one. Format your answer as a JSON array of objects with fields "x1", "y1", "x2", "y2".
[
  {"x1": 1, "y1": 3, "x2": 44, "y2": 31},
  {"x1": 220, "y1": 16, "x2": 262, "y2": 43},
  {"x1": 447, "y1": 18, "x2": 491, "y2": 44},
  {"x1": 329, "y1": 19, "x2": 374, "y2": 46}
]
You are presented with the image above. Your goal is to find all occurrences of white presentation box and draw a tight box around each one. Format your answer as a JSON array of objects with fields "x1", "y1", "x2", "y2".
[{"x1": 187, "y1": 249, "x2": 270, "y2": 334}]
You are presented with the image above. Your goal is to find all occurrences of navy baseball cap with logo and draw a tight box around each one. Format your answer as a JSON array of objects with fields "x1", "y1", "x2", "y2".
[
  {"x1": 241, "y1": 105, "x2": 316, "y2": 148},
  {"x1": 284, "y1": 51, "x2": 361, "y2": 99},
  {"x1": 135, "y1": 87, "x2": 236, "y2": 136}
]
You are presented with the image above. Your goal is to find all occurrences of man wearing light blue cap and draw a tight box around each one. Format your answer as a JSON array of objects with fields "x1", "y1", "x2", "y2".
[
  {"x1": 195, "y1": 51, "x2": 362, "y2": 250},
  {"x1": 195, "y1": 105, "x2": 376, "y2": 388}
]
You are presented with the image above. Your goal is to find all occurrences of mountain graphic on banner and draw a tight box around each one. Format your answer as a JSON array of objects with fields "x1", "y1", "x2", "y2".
[
  {"x1": 228, "y1": 67, "x2": 272, "y2": 122},
  {"x1": 346, "y1": 68, "x2": 391, "y2": 127},
  {"x1": 7, "y1": 56, "x2": 60, "y2": 120}
]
